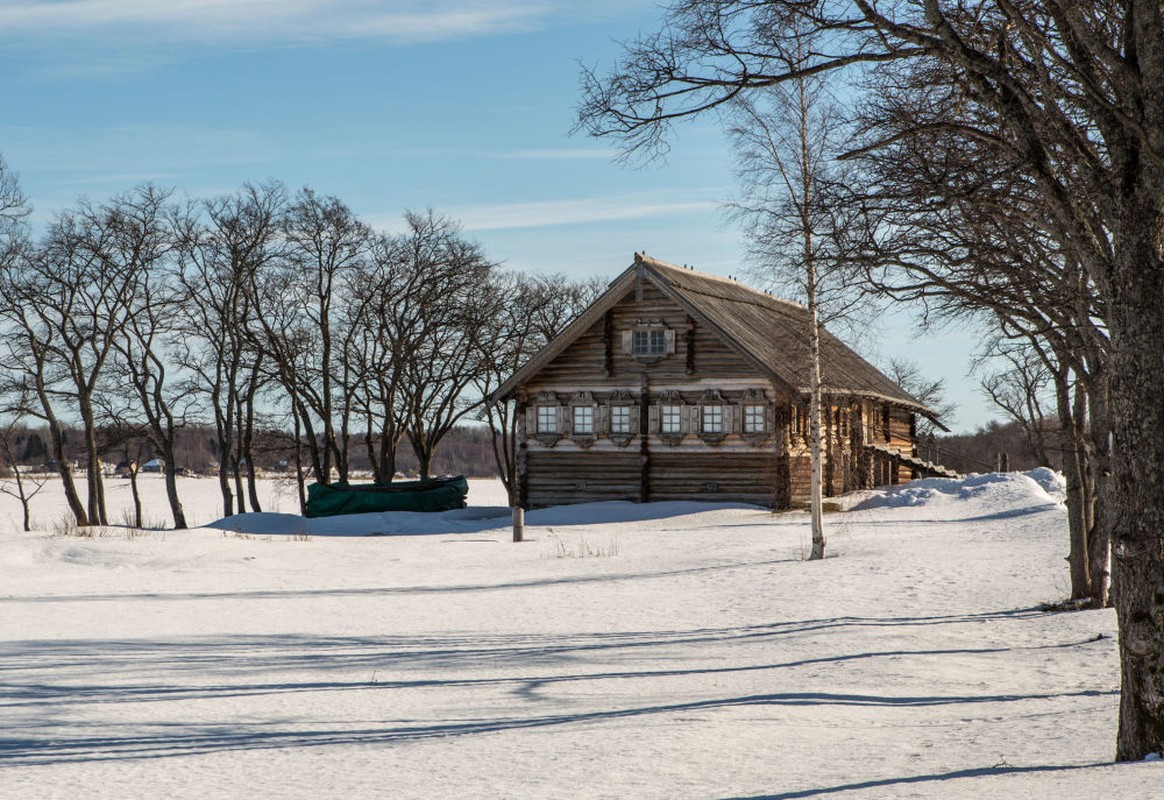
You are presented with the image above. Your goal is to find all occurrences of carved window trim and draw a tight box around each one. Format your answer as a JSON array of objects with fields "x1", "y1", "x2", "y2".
[
  {"x1": 606, "y1": 389, "x2": 636, "y2": 447},
  {"x1": 740, "y1": 389, "x2": 773, "y2": 445},
  {"x1": 568, "y1": 391, "x2": 597, "y2": 448},
  {"x1": 621, "y1": 319, "x2": 676, "y2": 365},
  {"x1": 531, "y1": 391, "x2": 561, "y2": 447},
  {"x1": 696, "y1": 389, "x2": 728, "y2": 445},
  {"x1": 573, "y1": 405, "x2": 595, "y2": 435},
  {"x1": 656, "y1": 389, "x2": 686, "y2": 445}
]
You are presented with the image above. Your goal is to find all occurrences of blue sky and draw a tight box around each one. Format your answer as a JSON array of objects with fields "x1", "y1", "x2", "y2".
[{"x1": 0, "y1": 0, "x2": 991, "y2": 431}]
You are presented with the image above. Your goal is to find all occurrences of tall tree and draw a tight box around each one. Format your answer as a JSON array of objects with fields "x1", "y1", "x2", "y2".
[
  {"x1": 727, "y1": 25, "x2": 862, "y2": 559},
  {"x1": 88, "y1": 187, "x2": 193, "y2": 529},
  {"x1": 246, "y1": 188, "x2": 371, "y2": 487},
  {"x1": 178, "y1": 182, "x2": 285, "y2": 515},
  {"x1": 344, "y1": 233, "x2": 412, "y2": 484},
  {"x1": 387, "y1": 211, "x2": 497, "y2": 479},
  {"x1": 17, "y1": 190, "x2": 177, "y2": 526}
]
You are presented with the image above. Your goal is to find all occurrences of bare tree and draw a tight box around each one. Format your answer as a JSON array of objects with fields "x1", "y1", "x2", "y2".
[
  {"x1": 344, "y1": 234, "x2": 414, "y2": 484},
  {"x1": 976, "y1": 341, "x2": 1055, "y2": 466},
  {"x1": 81, "y1": 187, "x2": 193, "y2": 529},
  {"x1": 0, "y1": 276, "x2": 89, "y2": 526},
  {"x1": 0, "y1": 413, "x2": 49, "y2": 532},
  {"x1": 248, "y1": 188, "x2": 372, "y2": 488},
  {"x1": 178, "y1": 183, "x2": 285, "y2": 514},
  {"x1": 726, "y1": 24, "x2": 869, "y2": 559},
  {"x1": 0, "y1": 157, "x2": 52, "y2": 529},
  {"x1": 387, "y1": 211, "x2": 497, "y2": 479},
  {"x1": 20, "y1": 190, "x2": 183, "y2": 526},
  {"x1": 886, "y1": 358, "x2": 957, "y2": 440}
]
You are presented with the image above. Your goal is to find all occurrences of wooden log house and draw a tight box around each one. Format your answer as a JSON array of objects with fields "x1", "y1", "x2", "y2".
[{"x1": 493, "y1": 253, "x2": 952, "y2": 509}]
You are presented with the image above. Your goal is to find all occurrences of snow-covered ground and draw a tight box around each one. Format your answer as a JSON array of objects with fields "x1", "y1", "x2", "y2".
[{"x1": 0, "y1": 470, "x2": 1153, "y2": 798}]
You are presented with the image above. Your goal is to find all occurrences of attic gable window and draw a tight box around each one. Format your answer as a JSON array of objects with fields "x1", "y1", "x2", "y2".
[
  {"x1": 633, "y1": 329, "x2": 666, "y2": 355},
  {"x1": 622, "y1": 321, "x2": 675, "y2": 362}
]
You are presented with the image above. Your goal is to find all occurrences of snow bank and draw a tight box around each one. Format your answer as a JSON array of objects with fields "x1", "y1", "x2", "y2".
[{"x1": 850, "y1": 469, "x2": 1066, "y2": 516}]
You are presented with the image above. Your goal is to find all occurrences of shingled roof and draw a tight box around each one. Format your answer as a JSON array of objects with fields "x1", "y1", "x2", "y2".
[{"x1": 495, "y1": 253, "x2": 934, "y2": 418}]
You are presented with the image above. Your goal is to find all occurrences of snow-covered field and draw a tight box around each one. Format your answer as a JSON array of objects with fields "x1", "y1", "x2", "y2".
[{"x1": 0, "y1": 471, "x2": 1154, "y2": 798}]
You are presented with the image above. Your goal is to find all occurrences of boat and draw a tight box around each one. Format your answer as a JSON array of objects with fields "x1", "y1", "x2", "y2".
[{"x1": 304, "y1": 475, "x2": 469, "y2": 518}]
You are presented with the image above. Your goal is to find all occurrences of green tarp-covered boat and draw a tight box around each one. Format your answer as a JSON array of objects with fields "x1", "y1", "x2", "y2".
[{"x1": 305, "y1": 475, "x2": 469, "y2": 518}]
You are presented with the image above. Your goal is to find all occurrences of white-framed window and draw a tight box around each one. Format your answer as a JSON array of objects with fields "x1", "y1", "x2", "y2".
[
  {"x1": 702, "y1": 404, "x2": 724, "y2": 434},
  {"x1": 610, "y1": 404, "x2": 633, "y2": 434},
  {"x1": 632, "y1": 329, "x2": 666, "y2": 355},
  {"x1": 623, "y1": 323, "x2": 675, "y2": 361},
  {"x1": 573, "y1": 405, "x2": 594, "y2": 435},
  {"x1": 536, "y1": 405, "x2": 557, "y2": 434},
  {"x1": 661, "y1": 403, "x2": 683, "y2": 434},
  {"x1": 743, "y1": 404, "x2": 766, "y2": 433}
]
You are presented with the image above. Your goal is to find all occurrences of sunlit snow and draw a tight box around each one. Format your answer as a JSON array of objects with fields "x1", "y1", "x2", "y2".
[{"x1": 0, "y1": 471, "x2": 1154, "y2": 798}]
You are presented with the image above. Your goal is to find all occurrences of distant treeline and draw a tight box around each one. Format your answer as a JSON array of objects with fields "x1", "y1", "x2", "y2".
[
  {"x1": 0, "y1": 423, "x2": 502, "y2": 480},
  {"x1": 932, "y1": 419, "x2": 1063, "y2": 476}
]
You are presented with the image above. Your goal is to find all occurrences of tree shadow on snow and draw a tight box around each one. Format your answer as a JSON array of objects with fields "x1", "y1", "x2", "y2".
[
  {"x1": 0, "y1": 606, "x2": 1116, "y2": 768},
  {"x1": 0, "y1": 683, "x2": 1118, "y2": 768},
  {"x1": 203, "y1": 500, "x2": 768, "y2": 537},
  {"x1": 718, "y1": 760, "x2": 1119, "y2": 799}
]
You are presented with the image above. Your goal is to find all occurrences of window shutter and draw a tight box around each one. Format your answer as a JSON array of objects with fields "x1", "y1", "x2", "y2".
[
  {"x1": 724, "y1": 404, "x2": 736, "y2": 434},
  {"x1": 663, "y1": 328, "x2": 676, "y2": 354},
  {"x1": 558, "y1": 406, "x2": 569, "y2": 435},
  {"x1": 597, "y1": 404, "x2": 608, "y2": 433},
  {"x1": 766, "y1": 404, "x2": 775, "y2": 434},
  {"x1": 621, "y1": 330, "x2": 634, "y2": 354},
  {"x1": 524, "y1": 406, "x2": 536, "y2": 436},
  {"x1": 684, "y1": 405, "x2": 696, "y2": 433},
  {"x1": 648, "y1": 404, "x2": 659, "y2": 433}
]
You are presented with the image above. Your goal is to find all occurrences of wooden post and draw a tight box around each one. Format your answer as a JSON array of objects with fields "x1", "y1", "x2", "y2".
[{"x1": 512, "y1": 506, "x2": 524, "y2": 542}]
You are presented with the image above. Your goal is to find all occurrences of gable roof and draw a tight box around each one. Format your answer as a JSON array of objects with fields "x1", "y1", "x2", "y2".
[{"x1": 494, "y1": 253, "x2": 936, "y2": 420}]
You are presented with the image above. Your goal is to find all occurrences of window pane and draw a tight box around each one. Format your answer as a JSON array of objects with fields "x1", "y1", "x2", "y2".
[
  {"x1": 744, "y1": 404, "x2": 765, "y2": 433},
  {"x1": 661, "y1": 404, "x2": 682, "y2": 433},
  {"x1": 702, "y1": 404, "x2": 724, "y2": 433},
  {"x1": 632, "y1": 328, "x2": 666, "y2": 355},
  {"x1": 649, "y1": 329, "x2": 665, "y2": 353},
  {"x1": 611, "y1": 405, "x2": 632, "y2": 434},
  {"x1": 573, "y1": 405, "x2": 594, "y2": 434},
  {"x1": 537, "y1": 406, "x2": 556, "y2": 433}
]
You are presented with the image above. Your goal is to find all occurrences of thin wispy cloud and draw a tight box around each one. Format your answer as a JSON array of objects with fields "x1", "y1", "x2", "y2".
[
  {"x1": 446, "y1": 192, "x2": 721, "y2": 231},
  {"x1": 0, "y1": 1, "x2": 553, "y2": 45}
]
